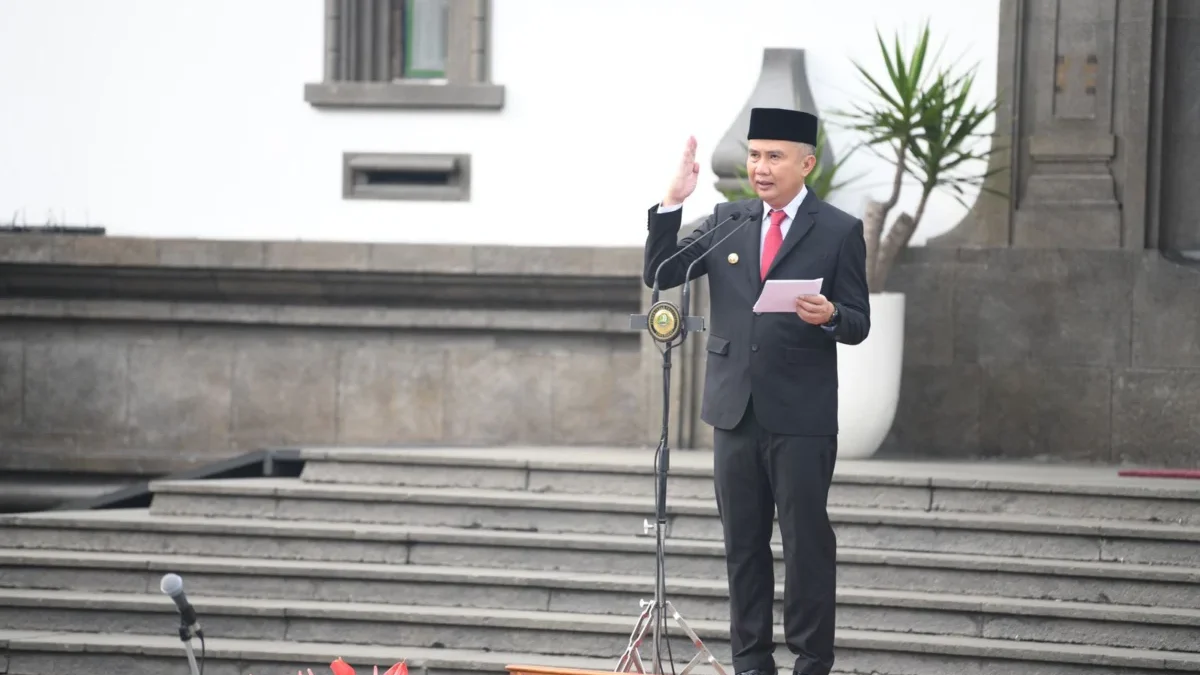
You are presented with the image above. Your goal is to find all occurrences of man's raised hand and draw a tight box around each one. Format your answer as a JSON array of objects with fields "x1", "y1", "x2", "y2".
[{"x1": 663, "y1": 136, "x2": 700, "y2": 207}]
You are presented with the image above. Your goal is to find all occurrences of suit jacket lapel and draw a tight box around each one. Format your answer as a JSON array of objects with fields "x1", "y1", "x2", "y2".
[{"x1": 764, "y1": 189, "x2": 819, "y2": 281}]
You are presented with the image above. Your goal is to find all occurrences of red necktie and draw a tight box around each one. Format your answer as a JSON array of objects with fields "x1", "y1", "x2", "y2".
[{"x1": 760, "y1": 209, "x2": 785, "y2": 281}]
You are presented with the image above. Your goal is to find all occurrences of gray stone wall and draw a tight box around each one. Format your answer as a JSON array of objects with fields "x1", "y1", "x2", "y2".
[
  {"x1": 3, "y1": 234, "x2": 1198, "y2": 474},
  {"x1": 0, "y1": 236, "x2": 649, "y2": 477},
  {"x1": 880, "y1": 247, "x2": 1200, "y2": 466}
]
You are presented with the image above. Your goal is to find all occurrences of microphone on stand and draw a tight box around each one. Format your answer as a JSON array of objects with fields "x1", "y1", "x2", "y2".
[
  {"x1": 650, "y1": 206, "x2": 747, "y2": 305},
  {"x1": 160, "y1": 573, "x2": 205, "y2": 675},
  {"x1": 638, "y1": 206, "x2": 750, "y2": 343},
  {"x1": 681, "y1": 209, "x2": 757, "y2": 322},
  {"x1": 160, "y1": 573, "x2": 201, "y2": 632}
]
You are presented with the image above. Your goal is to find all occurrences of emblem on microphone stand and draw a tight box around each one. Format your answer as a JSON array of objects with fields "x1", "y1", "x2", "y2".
[{"x1": 646, "y1": 301, "x2": 682, "y2": 342}]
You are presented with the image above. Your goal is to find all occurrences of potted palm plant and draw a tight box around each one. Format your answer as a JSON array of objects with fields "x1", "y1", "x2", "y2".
[{"x1": 832, "y1": 21, "x2": 1001, "y2": 459}]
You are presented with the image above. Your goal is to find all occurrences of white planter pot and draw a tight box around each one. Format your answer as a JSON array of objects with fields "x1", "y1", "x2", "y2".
[{"x1": 836, "y1": 292, "x2": 905, "y2": 459}]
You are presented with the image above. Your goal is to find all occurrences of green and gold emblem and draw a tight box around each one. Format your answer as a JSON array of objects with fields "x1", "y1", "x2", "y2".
[{"x1": 647, "y1": 301, "x2": 682, "y2": 342}]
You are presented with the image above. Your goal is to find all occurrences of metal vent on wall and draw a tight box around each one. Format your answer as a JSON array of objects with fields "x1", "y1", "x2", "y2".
[{"x1": 342, "y1": 152, "x2": 471, "y2": 201}]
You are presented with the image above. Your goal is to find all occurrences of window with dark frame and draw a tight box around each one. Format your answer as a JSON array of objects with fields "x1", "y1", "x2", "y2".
[{"x1": 305, "y1": 0, "x2": 504, "y2": 110}]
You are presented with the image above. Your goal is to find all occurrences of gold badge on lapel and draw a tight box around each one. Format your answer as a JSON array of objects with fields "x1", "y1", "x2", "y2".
[{"x1": 727, "y1": 253, "x2": 739, "y2": 264}]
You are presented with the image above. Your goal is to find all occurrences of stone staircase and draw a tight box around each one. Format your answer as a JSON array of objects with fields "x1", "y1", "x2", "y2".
[{"x1": 1, "y1": 446, "x2": 1199, "y2": 675}]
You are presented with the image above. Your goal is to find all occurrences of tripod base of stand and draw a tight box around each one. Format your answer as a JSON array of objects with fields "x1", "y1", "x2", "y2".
[
  {"x1": 614, "y1": 600, "x2": 728, "y2": 675},
  {"x1": 504, "y1": 597, "x2": 727, "y2": 675}
]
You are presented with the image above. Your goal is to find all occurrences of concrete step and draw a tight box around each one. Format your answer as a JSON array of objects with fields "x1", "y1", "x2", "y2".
[
  {"x1": 0, "y1": 624, "x2": 1196, "y2": 675},
  {"x1": 297, "y1": 446, "x2": 1200, "y2": 524},
  {"x1": 4, "y1": 513, "x2": 1200, "y2": 610},
  {"x1": 1, "y1": 554, "x2": 1197, "y2": 653},
  {"x1": 145, "y1": 477, "x2": 1200, "y2": 566}
]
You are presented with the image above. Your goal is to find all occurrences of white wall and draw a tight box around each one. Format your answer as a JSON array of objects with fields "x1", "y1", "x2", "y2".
[{"x1": 0, "y1": 0, "x2": 999, "y2": 248}]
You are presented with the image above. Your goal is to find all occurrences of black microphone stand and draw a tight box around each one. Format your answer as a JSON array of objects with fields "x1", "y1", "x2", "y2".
[
  {"x1": 617, "y1": 210, "x2": 745, "y2": 675},
  {"x1": 178, "y1": 620, "x2": 203, "y2": 675}
]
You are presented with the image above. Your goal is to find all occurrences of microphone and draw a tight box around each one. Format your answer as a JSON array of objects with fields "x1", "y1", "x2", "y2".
[
  {"x1": 652, "y1": 206, "x2": 747, "y2": 304},
  {"x1": 681, "y1": 209, "x2": 757, "y2": 321},
  {"x1": 160, "y1": 573, "x2": 202, "y2": 636}
]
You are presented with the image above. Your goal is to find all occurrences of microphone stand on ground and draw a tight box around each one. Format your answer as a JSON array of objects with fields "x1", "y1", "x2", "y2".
[
  {"x1": 617, "y1": 209, "x2": 746, "y2": 675},
  {"x1": 161, "y1": 573, "x2": 205, "y2": 675}
]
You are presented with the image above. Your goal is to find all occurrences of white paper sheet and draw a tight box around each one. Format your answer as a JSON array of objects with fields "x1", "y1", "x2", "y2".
[{"x1": 752, "y1": 278, "x2": 824, "y2": 313}]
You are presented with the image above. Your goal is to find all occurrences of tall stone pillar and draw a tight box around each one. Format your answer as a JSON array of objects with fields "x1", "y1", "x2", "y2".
[
  {"x1": 1155, "y1": 1, "x2": 1200, "y2": 260},
  {"x1": 931, "y1": 0, "x2": 1157, "y2": 250}
]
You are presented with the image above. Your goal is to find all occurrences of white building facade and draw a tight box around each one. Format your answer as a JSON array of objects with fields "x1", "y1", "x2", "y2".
[{"x1": 1, "y1": 0, "x2": 999, "y2": 248}]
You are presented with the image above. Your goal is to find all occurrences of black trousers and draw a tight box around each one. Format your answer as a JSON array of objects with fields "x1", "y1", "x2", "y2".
[{"x1": 713, "y1": 397, "x2": 838, "y2": 675}]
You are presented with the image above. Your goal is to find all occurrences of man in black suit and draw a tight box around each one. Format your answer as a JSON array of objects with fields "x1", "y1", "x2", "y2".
[{"x1": 642, "y1": 107, "x2": 870, "y2": 675}]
